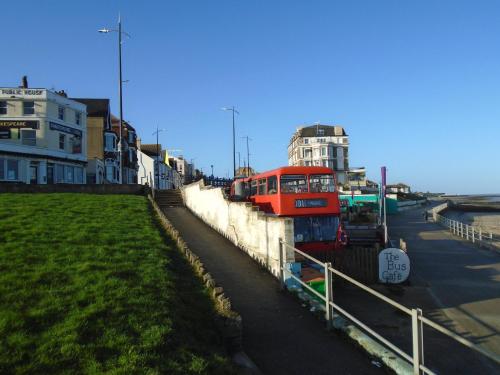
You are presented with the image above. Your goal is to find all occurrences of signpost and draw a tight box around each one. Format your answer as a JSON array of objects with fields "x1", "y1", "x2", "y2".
[{"x1": 378, "y1": 248, "x2": 410, "y2": 284}]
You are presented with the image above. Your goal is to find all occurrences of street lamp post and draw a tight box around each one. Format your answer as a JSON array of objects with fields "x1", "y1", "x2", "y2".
[
  {"x1": 98, "y1": 15, "x2": 131, "y2": 184},
  {"x1": 153, "y1": 127, "x2": 165, "y2": 190},
  {"x1": 242, "y1": 136, "x2": 251, "y2": 176},
  {"x1": 210, "y1": 164, "x2": 214, "y2": 177},
  {"x1": 222, "y1": 106, "x2": 239, "y2": 179}
]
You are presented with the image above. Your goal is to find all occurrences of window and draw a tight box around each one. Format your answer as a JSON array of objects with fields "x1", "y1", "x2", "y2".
[
  {"x1": 106, "y1": 166, "x2": 115, "y2": 181},
  {"x1": 317, "y1": 128, "x2": 325, "y2": 136},
  {"x1": 303, "y1": 138, "x2": 309, "y2": 144},
  {"x1": 6, "y1": 159, "x2": 19, "y2": 180},
  {"x1": 309, "y1": 174, "x2": 335, "y2": 193},
  {"x1": 258, "y1": 178, "x2": 266, "y2": 195},
  {"x1": 0, "y1": 158, "x2": 4, "y2": 179},
  {"x1": 268, "y1": 175, "x2": 277, "y2": 194},
  {"x1": 56, "y1": 164, "x2": 64, "y2": 183},
  {"x1": 304, "y1": 148, "x2": 312, "y2": 158},
  {"x1": 65, "y1": 165, "x2": 73, "y2": 183},
  {"x1": 58, "y1": 106, "x2": 64, "y2": 120},
  {"x1": 280, "y1": 174, "x2": 307, "y2": 194},
  {"x1": 321, "y1": 147, "x2": 327, "y2": 156},
  {"x1": 294, "y1": 216, "x2": 339, "y2": 243},
  {"x1": 74, "y1": 167, "x2": 83, "y2": 184},
  {"x1": 72, "y1": 136, "x2": 82, "y2": 154},
  {"x1": 21, "y1": 130, "x2": 36, "y2": 146},
  {"x1": 0, "y1": 101, "x2": 6, "y2": 115},
  {"x1": 23, "y1": 101, "x2": 34, "y2": 115},
  {"x1": 128, "y1": 131, "x2": 135, "y2": 144},
  {"x1": 250, "y1": 180, "x2": 257, "y2": 196},
  {"x1": 75, "y1": 112, "x2": 81, "y2": 125},
  {"x1": 105, "y1": 134, "x2": 116, "y2": 151},
  {"x1": 59, "y1": 134, "x2": 65, "y2": 150}
]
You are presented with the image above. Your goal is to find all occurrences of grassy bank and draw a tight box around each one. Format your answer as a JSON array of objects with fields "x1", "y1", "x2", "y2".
[{"x1": 0, "y1": 193, "x2": 233, "y2": 374}]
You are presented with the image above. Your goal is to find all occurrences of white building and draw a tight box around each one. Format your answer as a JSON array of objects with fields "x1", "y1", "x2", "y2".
[
  {"x1": 288, "y1": 124, "x2": 349, "y2": 184},
  {"x1": 0, "y1": 80, "x2": 87, "y2": 184},
  {"x1": 137, "y1": 149, "x2": 155, "y2": 188},
  {"x1": 140, "y1": 144, "x2": 182, "y2": 189}
]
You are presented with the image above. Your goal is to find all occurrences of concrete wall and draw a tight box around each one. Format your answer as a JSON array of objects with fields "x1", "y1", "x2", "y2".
[
  {"x1": 429, "y1": 201, "x2": 449, "y2": 220},
  {"x1": 183, "y1": 180, "x2": 295, "y2": 277}
]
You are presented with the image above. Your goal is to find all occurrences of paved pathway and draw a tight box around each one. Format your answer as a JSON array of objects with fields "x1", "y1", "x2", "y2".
[
  {"x1": 388, "y1": 206, "x2": 500, "y2": 364},
  {"x1": 162, "y1": 207, "x2": 382, "y2": 375}
]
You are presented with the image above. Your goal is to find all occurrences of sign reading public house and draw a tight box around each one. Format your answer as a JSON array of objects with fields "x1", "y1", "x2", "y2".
[{"x1": 378, "y1": 248, "x2": 410, "y2": 284}]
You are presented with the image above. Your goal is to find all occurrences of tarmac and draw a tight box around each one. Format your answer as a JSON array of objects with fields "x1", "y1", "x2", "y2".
[{"x1": 161, "y1": 206, "x2": 383, "y2": 375}]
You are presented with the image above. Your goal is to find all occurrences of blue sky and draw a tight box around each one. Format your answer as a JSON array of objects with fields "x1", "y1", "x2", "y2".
[{"x1": 2, "y1": 0, "x2": 499, "y2": 194}]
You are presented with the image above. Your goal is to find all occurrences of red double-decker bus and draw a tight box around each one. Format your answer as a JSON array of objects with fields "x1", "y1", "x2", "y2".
[{"x1": 231, "y1": 166, "x2": 346, "y2": 257}]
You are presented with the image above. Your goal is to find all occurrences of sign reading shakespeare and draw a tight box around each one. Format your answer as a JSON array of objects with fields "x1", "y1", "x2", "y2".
[
  {"x1": 378, "y1": 248, "x2": 410, "y2": 284},
  {"x1": 49, "y1": 122, "x2": 82, "y2": 137},
  {"x1": 0, "y1": 120, "x2": 39, "y2": 129}
]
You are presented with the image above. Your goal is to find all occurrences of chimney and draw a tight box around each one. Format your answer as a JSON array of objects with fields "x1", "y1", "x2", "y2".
[{"x1": 20, "y1": 76, "x2": 28, "y2": 88}]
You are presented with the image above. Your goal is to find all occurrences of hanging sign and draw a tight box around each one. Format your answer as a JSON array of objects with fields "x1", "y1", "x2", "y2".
[
  {"x1": 49, "y1": 122, "x2": 82, "y2": 137},
  {"x1": 378, "y1": 248, "x2": 410, "y2": 284}
]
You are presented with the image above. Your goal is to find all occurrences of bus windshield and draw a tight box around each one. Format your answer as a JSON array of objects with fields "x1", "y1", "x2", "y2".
[
  {"x1": 280, "y1": 174, "x2": 308, "y2": 194},
  {"x1": 309, "y1": 174, "x2": 335, "y2": 193},
  {"x1": 294, "y1": 216, "x2": 339, "y2": 243}
]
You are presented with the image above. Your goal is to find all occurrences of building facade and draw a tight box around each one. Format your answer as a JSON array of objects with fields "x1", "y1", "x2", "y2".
[
  {"x1": 288, "y1": 124, "x2": 349, "y2": 185},
  {"x1": 0, "y1": 84, "x2": 87, "y2": 184},
  {"x1": 72, "y1": 98, "x2": 118, "y2": 184},
  {"x1": 111, "y1": 116, "x2": 138, "y2": 184}
]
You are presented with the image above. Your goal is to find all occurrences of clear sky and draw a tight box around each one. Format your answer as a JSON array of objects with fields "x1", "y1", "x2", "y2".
[{"x1": 3, "y1": 0, "x2": 499, "y2": 194}]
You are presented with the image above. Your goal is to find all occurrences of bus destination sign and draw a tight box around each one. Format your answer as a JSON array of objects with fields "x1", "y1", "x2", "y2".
[{"x1": 295, "y1": 199, "x2": 327, "y2": 208}]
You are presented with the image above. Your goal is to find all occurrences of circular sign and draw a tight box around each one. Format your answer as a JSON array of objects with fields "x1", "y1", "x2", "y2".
[{"x1": 378, "y1": 248, "x2": 410, "y2": 284}]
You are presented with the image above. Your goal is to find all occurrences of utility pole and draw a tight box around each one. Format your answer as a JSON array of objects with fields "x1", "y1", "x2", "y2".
[
  {"x1": 152, "y1": 127, "x2": 165, "y2": 191},
  {"x1": 242, "y1": 136, "x2": 251, "y2": 176},
  {"x1": 222, "y1": 106, "x2": 239, "y2": 179}
]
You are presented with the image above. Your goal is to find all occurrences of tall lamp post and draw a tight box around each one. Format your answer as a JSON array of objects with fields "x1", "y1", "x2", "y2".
[
  {"x1": 153, "y1": 127, "x2": 165, "y2": 190},
  {"x1": 222, "y1": 106, "x2": 239, "y2": 179},
  {"x1": 242, "y1": 135, "x2": 251, "y2": 176},
  {"x1": 99, "y1": 15, "x2": 131, "y2": 184}
]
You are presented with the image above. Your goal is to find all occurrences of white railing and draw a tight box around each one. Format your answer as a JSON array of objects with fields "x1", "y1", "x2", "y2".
[
  {"x1": 433, "y1": 212, "x2": 500, "y2": 250},
  {"x1": 278, "y1": 240, "x2": 500, "y2": 375}
]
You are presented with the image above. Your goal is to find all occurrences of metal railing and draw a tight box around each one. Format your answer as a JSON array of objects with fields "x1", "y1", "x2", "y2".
[
  {"x1": 433, "y1": 212, "x2": 500, "y2": 250},
  {"x1": 278, "y1": 240, "x2": 500, "y2": 375}
]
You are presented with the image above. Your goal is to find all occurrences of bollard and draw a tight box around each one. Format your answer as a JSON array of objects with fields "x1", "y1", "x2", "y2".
[
  {"x1": 324, "y1": 262, "x2": 333, "y2": 329},
  {"x1": 466, "y1": 224, "x2": 469, "y2": 240}
]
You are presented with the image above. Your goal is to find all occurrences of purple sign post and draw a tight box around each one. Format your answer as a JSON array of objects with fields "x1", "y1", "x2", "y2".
[{"x1": 381, "y1": 166, "x2": 387, "y2": 245}]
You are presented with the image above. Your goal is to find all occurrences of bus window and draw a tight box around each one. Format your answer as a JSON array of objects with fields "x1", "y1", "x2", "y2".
[
  {"x1": 250, "y1": 180, "x2": 257, "y2": 196},
  {"x1": 280, "y1": 174, "x2": 308, "y2": 194},
  {"x1": 294, "y1": 216, "x2": 339, "y2": 243},
  {"x1": 258, "y1": 178, "x2": 266, "y2": 195},
  {"x1": 309, "y1": 174, "x2": 335, "y2": 193},
  {"x1": 268, "y1": 175, "x2": 277, "y2": 194}
]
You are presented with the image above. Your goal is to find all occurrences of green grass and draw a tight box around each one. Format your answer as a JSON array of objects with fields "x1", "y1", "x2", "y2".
[{"x1": 0, "y1": 193, "x2": 234, "y2": 374}]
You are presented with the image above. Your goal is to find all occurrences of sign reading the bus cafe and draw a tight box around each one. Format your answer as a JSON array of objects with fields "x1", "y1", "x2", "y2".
[{"x1": 378, "y1": 248, "x2": 410, "y2": 284}]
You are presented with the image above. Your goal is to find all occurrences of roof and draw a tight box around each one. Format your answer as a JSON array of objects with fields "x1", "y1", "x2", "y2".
[
  {"x1": 140, "y1": 144, "x2": 161, "y2": 156},
  {"x1": 247, "y1": 166, "x2": 335, "y2": 180},
  {"x1": 295, "y1": 124, "x2": 347, "y2": 138},
  {"x1": 71, "y1": 98, "x2": 110, "y2": 117},
  {"x1": 111, "y1": 115, "x2": 136, "y2": 131}
]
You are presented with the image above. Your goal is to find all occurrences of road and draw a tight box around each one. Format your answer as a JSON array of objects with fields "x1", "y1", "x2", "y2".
[{"x1": 388, "y1": 205, "x2": 500, "y2": 367}]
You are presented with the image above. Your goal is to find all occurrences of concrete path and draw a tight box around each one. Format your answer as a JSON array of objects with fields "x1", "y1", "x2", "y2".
[
  {"x1": 388, "y1": 206, "x2": 500, "y2": 362},
  {"x1": 162, "y1": 207, "x2": 382, "y2": 375}
]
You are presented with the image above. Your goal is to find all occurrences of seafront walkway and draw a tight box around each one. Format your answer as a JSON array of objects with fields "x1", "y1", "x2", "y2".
[
  {"x1": 388, "y1": 206, "x2": 500, "y2": 360},
  {"x1": 161, "y1": 206, "x2": 382, "y2": 375}
]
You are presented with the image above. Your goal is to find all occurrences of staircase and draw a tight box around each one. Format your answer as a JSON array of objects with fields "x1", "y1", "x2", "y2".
[{"x1": 155, "y1": 190, "x2": 184, "y2": 208}]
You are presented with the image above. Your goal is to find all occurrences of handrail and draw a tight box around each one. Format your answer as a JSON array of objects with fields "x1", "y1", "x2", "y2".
[
  {"x1": 327, "y1": 264, "x2": 412, "y2": 315},
  {"x1": 281, "y1": 240, "x2": 326, "y2": 267}
]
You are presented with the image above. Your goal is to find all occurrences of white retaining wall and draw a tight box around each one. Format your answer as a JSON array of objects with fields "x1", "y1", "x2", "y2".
[{"x1": 182, "y1": 180, "x2": 295, "y2": 277}]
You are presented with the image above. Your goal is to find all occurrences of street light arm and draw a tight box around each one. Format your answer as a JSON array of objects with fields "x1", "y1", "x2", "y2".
[{"x1": 98, "y1": 28, "x2": 131, "y2": 38}]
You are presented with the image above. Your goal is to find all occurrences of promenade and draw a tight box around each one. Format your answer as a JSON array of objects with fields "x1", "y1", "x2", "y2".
[{"x1": 388, "y1": 206, "x2": 500, "y2": 371}]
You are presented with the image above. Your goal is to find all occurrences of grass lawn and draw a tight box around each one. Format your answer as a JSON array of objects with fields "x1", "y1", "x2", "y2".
[{"x1": 0, "y1": 193, "x2": 234, "y2": 374}]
